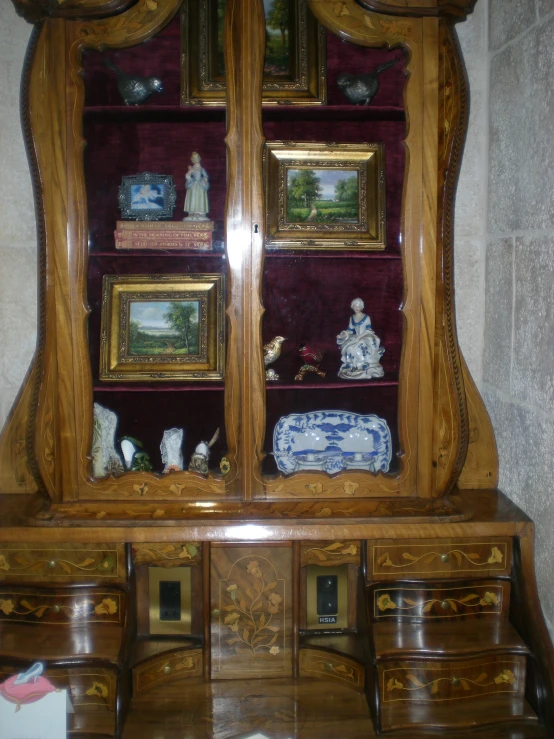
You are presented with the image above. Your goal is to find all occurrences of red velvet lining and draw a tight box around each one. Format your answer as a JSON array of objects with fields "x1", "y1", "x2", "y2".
[{"x1": 82, "y1": 15, "x2": 408, "y2": 473}]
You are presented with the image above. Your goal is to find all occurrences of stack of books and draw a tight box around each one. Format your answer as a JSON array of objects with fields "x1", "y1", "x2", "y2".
[{"x1": 114, "y1": 220, "x2": 214, "y2": 250}]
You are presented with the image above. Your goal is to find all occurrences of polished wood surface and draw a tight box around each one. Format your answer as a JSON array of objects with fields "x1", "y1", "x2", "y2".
[
  {"x1": 373, "y1": 620, "x2": 529, "y2": 659},
  {"x1": 371, "y1": 579, "x2": 510, "y2": 619}
]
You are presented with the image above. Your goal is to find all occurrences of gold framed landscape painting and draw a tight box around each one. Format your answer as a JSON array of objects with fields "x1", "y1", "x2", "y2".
[
  {"x1": 180, "y1": 0, "x2": 326, "y2": 105},
  {"x1": 99, "y1": 274, "x2": 225, "y2": 382},
  {"x1": 264, "y1": 142, "x2": 387, "y2": 250}
]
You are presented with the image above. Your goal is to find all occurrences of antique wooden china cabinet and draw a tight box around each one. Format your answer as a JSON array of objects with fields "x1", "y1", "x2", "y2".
[{"x1": 2, "y1": 0, "x2": 554, "y2": 736}]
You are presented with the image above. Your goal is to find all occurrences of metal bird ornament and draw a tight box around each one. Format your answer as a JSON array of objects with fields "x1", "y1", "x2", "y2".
[
  {"x1": 336, "y1": 59, "x2": 400, "y2": 106},
  {"x1": 104, "y1": 59, "x2": 163, "y2": 106},
  {"x1": 264, "y1": 336, "x2": 287, "y2": 381}
]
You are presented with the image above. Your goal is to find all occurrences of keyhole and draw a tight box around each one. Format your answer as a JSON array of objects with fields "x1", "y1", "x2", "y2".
[{"x1": 254, "y1": 223, "x2": 259, "y2": 234}]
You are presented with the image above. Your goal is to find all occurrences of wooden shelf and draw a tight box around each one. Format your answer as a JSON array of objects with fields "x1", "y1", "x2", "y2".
[{"x1": 266, "y1": 379, "x2": 398, "y2": 390}]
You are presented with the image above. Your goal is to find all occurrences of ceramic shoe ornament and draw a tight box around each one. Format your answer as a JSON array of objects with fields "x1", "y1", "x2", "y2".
[
  {"x1": 295, "y1": 344, "x2": 326, "y2": 381},
  {"x1": 0, "y1": 663, "x2": 56, "y2": 711},
  {"x1": 337, "y1": 298, "x2": 385, "y2": 380},
  {"x1": 336, "y1": 59, "x2": 399, "y2": 106},
  {"x1": 189, "y1": 428, "x2": 220, "y2": 474},
  {"x1": 104, "y1": 59, "x2": 163, "y2": 105},
  {"x1": 264, "y1": 336, "x2": 287, "y2": 381},
  {"x1": 161, "y1": 428, "x2": 185, "y2": 473}
]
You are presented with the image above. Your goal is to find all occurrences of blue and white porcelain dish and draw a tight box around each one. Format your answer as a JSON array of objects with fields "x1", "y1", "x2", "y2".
[{"x1": 273, "y1": 410, "x2": 392, "y2": 475}]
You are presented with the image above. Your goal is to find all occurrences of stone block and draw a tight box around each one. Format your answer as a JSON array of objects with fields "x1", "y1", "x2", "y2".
[
  {"x1": 489, "y1": 17, "x2": 554, "y2": 233},
  {"x1": 454, "y1": 237, "x2": 484, "y2": 382},
  {"x1": 489, "y1": 0, "x2": 536, "y2": 51},
  {"x1": 0, "y1": 246, "x2": 37, "y2": 309},
  {"x1": 483, "y1": 238, "x2": 513, "y2": 392},
  {"x1": 538, "y1": 0, "x2": 554, "y2": 17},
  {"x1": 512, "y1": 235, "x2": 554, "y2": 413}
]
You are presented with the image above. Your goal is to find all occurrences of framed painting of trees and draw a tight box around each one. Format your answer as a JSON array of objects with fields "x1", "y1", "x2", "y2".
[
  {"x1": 99, "y1": 274, "x2": 225, "y2": 381},
  {"x1": 264, "y1": 142, "x2": 387, "y2": 250},
  {"x1": 180, "y1": 0, "x2": 326, "y2": 105}
]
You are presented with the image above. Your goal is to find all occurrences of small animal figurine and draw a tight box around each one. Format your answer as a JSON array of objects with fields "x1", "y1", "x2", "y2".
[
  {"x1": 295, "y1": 344, "x2": 326, "y2": 382},
  {"x1": 336, "y1": 59, "x2": 399, "y2": 106},
  {"x1": 104, "y1": 59, "x2": 163, "y2": 106},
  {"x1": 189, "y1": 428, "x2": 220, "y2": 475},
  {"x1": 263, "y1": 336, "x2": 286, "y2": 381}
]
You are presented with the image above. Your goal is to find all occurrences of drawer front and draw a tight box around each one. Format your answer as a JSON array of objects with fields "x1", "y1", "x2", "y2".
[
  {"x1": 133, "y1": 648, "x2": 203, "y2": 694},
  {"x1": 372, "y1": 581, "x2": 509, "y2": 620},
  {"x1": 0, "y1": 544, "x2": 126, "y2": 583},
  {"x1": 132, "y1": 542, "x2": 202, "y2": 568},
  {"x1": 0, "y1": 588, "x2": 125, "y2": 625},
  {"x1": 301, "y1": 541, "x2": 360, "y2": 567},
  {"x1": 299, "y1": 647, "x2": 364, "y2": 692},
  {"x1": 0, "y1": 665, "x2": 116, "y2": 712},
  {"x1": 379, "y1": 655, "x2": 526, "y2": 704},
  {"x1": 368, "y1": 539, "x2": 511, "y2": 580}
]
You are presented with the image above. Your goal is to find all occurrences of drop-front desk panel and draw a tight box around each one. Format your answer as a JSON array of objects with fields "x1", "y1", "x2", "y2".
[{"x1": 0, "y1": 489, "x2": 553, "y2": 738}]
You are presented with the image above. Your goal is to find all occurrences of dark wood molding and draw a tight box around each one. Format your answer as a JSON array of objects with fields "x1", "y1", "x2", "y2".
[
  {"x1": 10, "y1": 0, "x2": 137, "y2": 24},
  {"x1": 356, "y1": 0, "x2": 478, "y2": 20}
]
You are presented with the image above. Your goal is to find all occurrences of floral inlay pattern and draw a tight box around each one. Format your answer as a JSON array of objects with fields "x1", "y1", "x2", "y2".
[
  {"x1": 132, "y1": 543, "x2": 199, "y2": 567},
  {"x1": 0, "y1": 550, "x2": 117, "y2": 577},
  {"x1": 303, "y1": 541, "x2": 358, "y2": 564},
  {"x1": 386, "y1": 669, "x2": 517, "y2": 700},
  {"x1": 221, "y1": 559, "x2": 285, "y2": 658},
  {"x1": 0, "y1": 593, "x2": 120, "y2": 622},
  {"x1": 376, "y1": 545, "x2": 505, "y2": 570},
  {"x1": 376, "y1": 590, "x2": 501, "y2": 615}
]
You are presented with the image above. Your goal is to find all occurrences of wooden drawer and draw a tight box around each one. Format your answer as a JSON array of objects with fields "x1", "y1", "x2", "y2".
[
  {"x1": 0, "y1": 664, "x2": 116, "y2": 712},
  {"x1": 133, "y1": 648, "x2": 203, "y2": 695},
  {"x1": 379, "y1": 655, "x2": 526, "y2": 705},
  {"x1": 132, "y1": 542, "x2": 202, "y2": 568},
  {"x1": 368, "y1": 539, "x2": 511, "y2": 580},
  {"x1": 301, "y1": 540, "x2": 360, "y2": 567},
  {"x1": 371, "y1": 580, "x2": 509, "y2": 620},
  {"x1": 0, "y1": 587, "x2": 125, "y2": 625},
  {"x1": 299, "y1": 647, "x2": 365, "y2": 692},
  {"x1": 0, "y1": 544, "x2": 126, "y2": 583}
]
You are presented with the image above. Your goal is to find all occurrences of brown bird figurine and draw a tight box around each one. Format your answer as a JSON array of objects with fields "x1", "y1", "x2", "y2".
[{"x1": 264, "y1": 336, "x2": 286, "y2": 381}]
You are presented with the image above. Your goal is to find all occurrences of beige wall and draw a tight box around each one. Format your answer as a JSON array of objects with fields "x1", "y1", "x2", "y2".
[
  {"x1": 0, "y1": 8, "x2": 36, "y2": 429},
  {"x1": 0, "y1": 3, "x2": 552, "y2": 631}
]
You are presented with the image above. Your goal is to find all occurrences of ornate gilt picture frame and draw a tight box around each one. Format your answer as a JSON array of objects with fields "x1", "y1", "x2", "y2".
[
  {"x1": 264, "y1": 142, "x2": 386, "y2": 250},
  {"x1": 99, "y1": 274, "x2": 225, "y2": 382},
  {"x1": 180, "y1": 0, "x2": 326, "y2": 105}
]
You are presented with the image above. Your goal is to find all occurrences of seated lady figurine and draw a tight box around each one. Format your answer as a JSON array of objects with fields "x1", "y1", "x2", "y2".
[
  {"x1": 183, "y1": 151, "x2": 210, "y2": 221},
  {"x1": 337, "y1": 298, "x2": 385, "y2": 380}
]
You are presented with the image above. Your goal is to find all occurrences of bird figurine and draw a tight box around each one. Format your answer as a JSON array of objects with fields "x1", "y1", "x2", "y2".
[
  {"x1": 336, "y1": 59, "x2": 400, "y2": 106},
  {"x1": 104, "y1": 59, "x2": 163, "y2": 106},
  {"x1": 295, "y1": 343, "x2": 326, "y2": 382},
  {"x1": 189, "y1": 428, "x2": 220, "y2": 475},
  {"x1": 263, "y1": 336, "x2": 286, "y2": 381}
]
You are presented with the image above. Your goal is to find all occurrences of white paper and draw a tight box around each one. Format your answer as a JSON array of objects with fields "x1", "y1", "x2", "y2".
[{"x1": 0, "y1": 690, "x2": 67, "y2": 739}]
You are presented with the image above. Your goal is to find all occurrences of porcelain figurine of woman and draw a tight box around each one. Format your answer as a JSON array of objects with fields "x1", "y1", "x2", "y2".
[
  {"x1": 183, "y1": 151, "x2": 210, "y2": 221},
  {"x1": 337, "y1": 298, "x2": 385, "y2": 379}
]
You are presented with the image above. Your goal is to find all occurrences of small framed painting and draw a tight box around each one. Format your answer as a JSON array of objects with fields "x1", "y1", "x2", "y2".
[
  {"x1": 118, "y1": 173, "x2": 177, "y2": 221},
  {"x1": 264, "y1": 142, "x2": 386, "y2": 250},
  {"x1": 180, "y1": 0, "x2": 326, "y2": 105},
  {"x1": 99, "y1": 274, "x2": 225, "y2": 382}
]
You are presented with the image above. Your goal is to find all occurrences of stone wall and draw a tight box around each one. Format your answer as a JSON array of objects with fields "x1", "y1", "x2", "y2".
[
  {"x1": 485, "y1": 0, "x2": 554, "y2": 633},
  {"x1": 0, "y1": 8, "x2": 36, "y2": 429}
]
